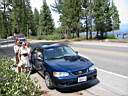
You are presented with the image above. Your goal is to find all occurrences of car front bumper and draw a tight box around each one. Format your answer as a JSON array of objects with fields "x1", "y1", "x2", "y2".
[{"x1": 52, "y1": 70, "x2": 97, "y2": 89}]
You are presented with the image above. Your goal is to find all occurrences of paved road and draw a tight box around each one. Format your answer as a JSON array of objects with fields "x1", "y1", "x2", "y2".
[
  {"x1": 0, "y1": 41, "x2": 128, "y2": 96},
  {"x1": 70, "y1": 42, "x2": 128, "y2": 77}
]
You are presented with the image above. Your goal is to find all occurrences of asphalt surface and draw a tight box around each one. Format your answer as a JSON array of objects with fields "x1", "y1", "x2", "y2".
[
  {"x1": 70, "y1": 43, "x2": 128, "y2": 77},
  {"x1": 0, "y1": 40, "x2": 128, "y2": 96}
]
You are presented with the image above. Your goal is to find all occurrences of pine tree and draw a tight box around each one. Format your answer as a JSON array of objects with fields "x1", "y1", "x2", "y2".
[
  {"x1": 59, "y1": 0, "x2": 81, "y2": 38},
  {"x1": 104, "y1": 0, "x2": 113, "y2": 36},
  {"x1": 51, "y1": 0, "x2": 63, "y2": 14},
  {"x1": 11, "y1": 0, "x2": 27, "y2": 34},
  {"x1": 33, "y1": 8, "x2": 39, "y2": 35},
  {"x1": 111, "y1": 0, "x2": 120, "y2": 30},
  {"x1": 0, "y1": 0, "x2": 34, "y2": 37},
  {"x1": 0, "y1": 10, "x2": 4, "y2": 38},
  {"x1": 93, "y1": 0, "x2": 113, "y2": 39},
  {"x1": 82, "y1": 0, "x2": 93, "y2": 39},
  {"x1": 25, "y1": 0, "x2": 35, "y2": 36},
  {"x1": 72, "y1": 0, "x2": 81, "y2": 38},
  {"x1": 10, "y1": 0, "x2": 34, "y2": 36},
  {"x1": 0, "y1": 0, "x2": 12, "y2": 38},
  {"x1": 88, "y1": 0, "x2": 93, "y2": 39},
  {"x1": 39, "y1": 1, "x2": 54, "y2": 35}
]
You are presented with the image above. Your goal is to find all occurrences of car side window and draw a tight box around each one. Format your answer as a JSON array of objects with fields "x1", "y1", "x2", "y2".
[
  {"x1": 37, "y1": 51, "x2": 43, "y2": 60},
  {"x1": 34, "y1": 48, "x2": 43, "y2": 60}
]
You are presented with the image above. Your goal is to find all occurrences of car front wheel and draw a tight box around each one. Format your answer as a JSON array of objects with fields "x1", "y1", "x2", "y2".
[{"x1": 45, "y1": 72, "x2": 54, "y2": 89}]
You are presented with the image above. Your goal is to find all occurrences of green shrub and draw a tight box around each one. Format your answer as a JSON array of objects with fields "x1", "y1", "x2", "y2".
[
  {"x1": 0, "y1": 57, "x2": 41, "y2": 96},
  {"x1": 46, "y1": 33, "x2": 62, "y2": 40},
  {"x1": 37, "y1": 33, "x2": 62, "y2": 40},
  {"x1": 28, "y1": 33, "x2": 63, "y2": 40},
  {"x1": 27, "y1": 36, "x2": 39, "y2": 40},
  {"x1": 106, "y1": 35, "x2": 116, "y2": 39}
]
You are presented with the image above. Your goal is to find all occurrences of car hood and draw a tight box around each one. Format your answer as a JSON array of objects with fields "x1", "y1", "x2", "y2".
[{"x1": 45, "y1": 56, "x2": 93, "y2": 72}]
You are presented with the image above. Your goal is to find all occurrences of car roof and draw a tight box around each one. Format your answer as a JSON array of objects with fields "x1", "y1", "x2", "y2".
[{"x1": 41, "y1": 43, "x2": 67, "y2": 49}]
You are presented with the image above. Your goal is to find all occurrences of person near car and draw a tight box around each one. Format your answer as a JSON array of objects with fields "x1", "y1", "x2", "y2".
[
  {"x1": 26, "y1": 42, "x2": 32, "y2": 71},
  {"x1": 14, "y1": 39, "x2": 20, "y2": 65},
  {"x1": 26, "y1": 42, "x2": 31, "y2": 58},
  {"x1": 18, "y1": 42, "x2": 31, "y2": 73}
]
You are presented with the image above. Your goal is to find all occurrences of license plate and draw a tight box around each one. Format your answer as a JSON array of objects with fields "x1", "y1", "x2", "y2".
[{"x1": 78, "y1": 76, "x2": 87, "y2": 82}]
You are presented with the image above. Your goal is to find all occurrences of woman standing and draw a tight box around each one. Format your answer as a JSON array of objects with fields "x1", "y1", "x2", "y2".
[
  {"x1": 26, "y1": 42, "x2": 32, "y2": 72},
  {"x1": 14, "y1": 39, "x2": 20, "y2": 65},
  {"x1": 18, "y1": 42, "x2": 30, "y2": 73}
]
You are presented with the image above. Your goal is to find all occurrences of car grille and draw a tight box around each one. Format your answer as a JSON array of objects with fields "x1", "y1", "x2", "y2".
[{"x1": 72, "y1": 69, "x2": 88, "y2": 76}]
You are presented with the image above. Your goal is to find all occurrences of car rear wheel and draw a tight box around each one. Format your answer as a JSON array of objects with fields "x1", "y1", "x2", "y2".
[
  {"x1": 45, "y1": 72, "x2": 54, "y2": 89},
  {"x1": 30, "y1": 64, "x2": 36, "y2": 74}
]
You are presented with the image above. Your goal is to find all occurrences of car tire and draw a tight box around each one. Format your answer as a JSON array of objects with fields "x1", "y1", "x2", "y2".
[{"x1": 45, "y1": 72, "x2": 54, "y2": 89}]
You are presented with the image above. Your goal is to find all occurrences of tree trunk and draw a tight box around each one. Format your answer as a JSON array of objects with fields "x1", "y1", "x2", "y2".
[
  {"x1": 85, "y1": 16, "x2": 89, "y2": 40},
  {"x1": 96, "y1": 31, "x2": 99, "y2": 36},
  {"x1": 100, "y1": 32, "x2": 104, "y2": 39},
  {"x1": 76, "y1": 29, "x2": 80, "y2": 38},
  {"x1": 86, "y1": 31, "x2": 88, "y2": 40},
  {"x1": 72, "y1": 31, "x2": 75, "y2": 38},
  {"x1": 105, "y1": 32, "x2": 107, "y2": 37},
  {"x1": 89, "y1": 31, "x2": 92, "y2": 39}
]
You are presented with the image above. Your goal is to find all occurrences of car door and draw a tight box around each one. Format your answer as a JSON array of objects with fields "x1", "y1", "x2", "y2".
[
  {"x1": 31, "y1": 48, "x2": 42, "y2": 69},
  {"x1": 31, "y1": 48, "x2": 38, "y2": 68},
  {"x1": 35, "y1": 50, "x2": 43, "y2": 70},
  {"x1": 35, "y1": 48, "x2": 45, "y2": 75}
]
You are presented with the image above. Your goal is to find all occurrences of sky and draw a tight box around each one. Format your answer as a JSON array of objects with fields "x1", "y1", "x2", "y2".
[{"x1": 31, "y1": 0, "x2": 128, "y2": 27}]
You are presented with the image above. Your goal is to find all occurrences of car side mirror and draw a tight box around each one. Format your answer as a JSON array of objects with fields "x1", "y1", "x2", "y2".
[
  {"x1": 75, "y1": 51, "x2": 78, "y2": 55},
  {"x1": 37, "y1": 55, "x2": 43, "y2": 61}
]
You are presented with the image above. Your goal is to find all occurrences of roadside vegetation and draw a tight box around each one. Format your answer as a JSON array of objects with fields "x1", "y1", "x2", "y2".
[
  {"x1": 0, "y1": 57, "x2": 41, "y2": 96},
  {"x1": 105, "y1": 35, "x2": 116, "y2": 39},
  {"x1": 0, "y1": 0, "x2": 120, "y2": 40}
]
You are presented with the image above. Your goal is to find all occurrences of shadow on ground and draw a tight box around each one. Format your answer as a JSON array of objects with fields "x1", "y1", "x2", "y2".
[{"x1": 56, "y1": 79, "x2": 100, "y2": 93}]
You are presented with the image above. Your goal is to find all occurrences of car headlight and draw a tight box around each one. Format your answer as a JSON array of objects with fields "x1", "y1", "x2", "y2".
[
  {"x1": 89, "y1": 65, "x2": 96, "y2": 71},
  {"x1": 53, "y1": 72, "x2": 69, "y2": 77}
]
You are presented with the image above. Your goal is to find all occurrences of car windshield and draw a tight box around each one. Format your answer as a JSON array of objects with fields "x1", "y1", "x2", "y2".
[{"x1": 44, "y1": 46, "x2": 77, "y2": 60}]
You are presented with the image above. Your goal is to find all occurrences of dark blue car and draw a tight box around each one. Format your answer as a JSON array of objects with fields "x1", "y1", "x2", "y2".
[{"x1": 31, "y1": 43, "x2": 97, "y2": 89}]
